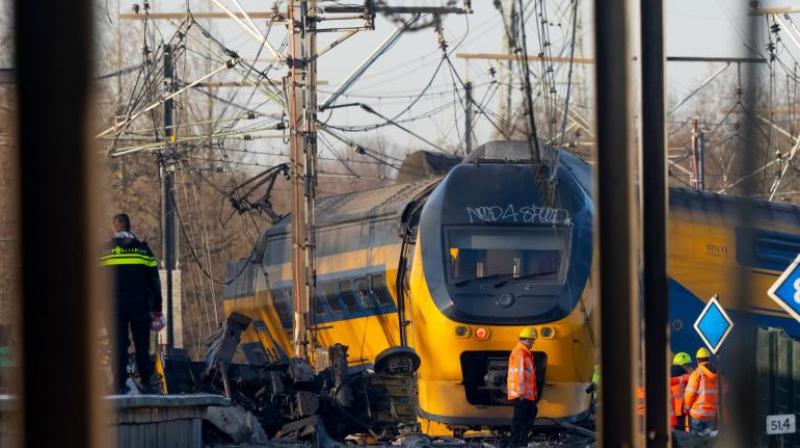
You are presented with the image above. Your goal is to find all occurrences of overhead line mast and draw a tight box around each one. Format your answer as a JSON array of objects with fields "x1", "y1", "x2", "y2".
[
  {"x1": 117, "y1": 1, "x2": 474, "y2": 362},
  {"x1": 287, "y1": 0, "x2": 318, "y2": 359}
]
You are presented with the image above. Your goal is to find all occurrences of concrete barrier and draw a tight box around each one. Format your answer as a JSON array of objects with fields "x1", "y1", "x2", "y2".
[{"x1": 109, "y1": 394, "x2": 230, "y2": 448}]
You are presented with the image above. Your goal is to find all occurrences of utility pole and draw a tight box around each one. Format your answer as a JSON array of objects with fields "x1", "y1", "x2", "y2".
[
  {"x1": 698, "y1": 122, "x2": 705, "y2": 190},
  {"x1": 690, "y1": 118, "x2": 705, "y2": 190},
  {"x1": 497, "y1": 0, "x2": 517, "y2": 137},
  {"x1": 288, "y1": 0, "x2": 318, "y2": 360},
  {"x1": 162, "y1": 43, "x2": 178, "y2": 352},
  {"x1": 464, "y1": 80, "x2": 473, "y2": 154}
]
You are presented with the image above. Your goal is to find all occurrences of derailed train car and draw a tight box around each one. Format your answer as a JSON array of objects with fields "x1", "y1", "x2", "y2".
[
  {"x1": 224, "y1": 139, "x2": 800, "y2": 435},
  {"x1": 225, "y1": 141, "x2": 595, "y2": 434}
]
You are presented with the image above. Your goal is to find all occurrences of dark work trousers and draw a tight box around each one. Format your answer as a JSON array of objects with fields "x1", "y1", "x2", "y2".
[
  {"x1": 114, "y1": 308, "x2": 152, "y2": 392},
  {"x1": 510, "y1": 398, "x2": 538, "y2": 447}
]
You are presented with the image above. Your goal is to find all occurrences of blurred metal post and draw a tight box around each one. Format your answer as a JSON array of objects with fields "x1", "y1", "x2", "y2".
[
  {"x1": 640, "y1": 0, "x2": 670, "y2": 445},
  {"x1": 593, "y1": 0, "x2": 640, "y2": 446},
  {"x1": 15, "y1": 0, "x2": 105, "y2": 445},
  {"x1": 725, "y1": 2, "x2": 760, "y2": 445}
]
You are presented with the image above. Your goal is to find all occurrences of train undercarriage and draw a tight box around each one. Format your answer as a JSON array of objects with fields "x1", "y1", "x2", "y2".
[{"x1": 160, "y1": 312, "x2": 597, "y2": 447}]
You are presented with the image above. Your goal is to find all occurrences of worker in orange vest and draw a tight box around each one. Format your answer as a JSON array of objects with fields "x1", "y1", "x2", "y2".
[
  {"x1": 670, "y1": 352, "x2": 693, "y2": 431},
  {"x1": 507, "y1": 327, "x2": 539, "y2": 447},
  {"x1": 684, "y1": 347, "x2": 718, "y2": 434}
]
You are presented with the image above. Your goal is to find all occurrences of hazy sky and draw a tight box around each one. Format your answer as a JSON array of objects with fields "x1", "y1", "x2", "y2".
[{"x1": 100, "y1": 0, "x2": 786, "y2": 168}]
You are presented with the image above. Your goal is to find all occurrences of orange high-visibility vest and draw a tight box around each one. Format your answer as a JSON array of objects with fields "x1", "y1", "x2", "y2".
[
  {"x1": 670, "y1": 374, "x2": 689, "y2": 428},
  {"x1": 684, "y1": 364, "x2": 718, "y2": 421},
  {"x1": 507, "y1": 342, "x2": 537, "y2": 401}
]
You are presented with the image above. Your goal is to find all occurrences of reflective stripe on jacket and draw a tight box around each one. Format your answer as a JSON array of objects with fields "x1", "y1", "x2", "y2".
[
  {"x1": 102, "y1": 237, "x2": 163, "y2": 312},
  {"x1": 507, "y1": 342, "x2": 537, "y2": 401},
  {"x1": 684, "y1": 364, "x2": 718, "y2": 421},
  {"x1": 670, "y1": 374, "x2": 689, "y2": 427}
]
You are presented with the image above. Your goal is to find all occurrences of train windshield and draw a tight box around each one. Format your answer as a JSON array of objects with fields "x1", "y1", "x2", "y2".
[{"x1": 446, "y1": 227, "x2": 570, "y2": 286}]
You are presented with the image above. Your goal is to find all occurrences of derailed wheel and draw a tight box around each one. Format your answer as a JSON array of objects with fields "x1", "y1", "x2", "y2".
[{"x1": 374, "y1": 346, "x2": 421, "y2": 374}]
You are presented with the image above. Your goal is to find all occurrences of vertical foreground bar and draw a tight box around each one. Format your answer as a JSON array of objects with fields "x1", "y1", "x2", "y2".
[
  {"x1": 14, "y1": 0, "x2": 106, "y2": 446},
  {"x1": 726, "y1": 3, "x2": 759, "y2": 445},
  {"x1": 640, "y1": 0, "x2": 670, "y2": 446},
  {"x1": 593, "y1": 0, "x2": 640, "y2": 446}
]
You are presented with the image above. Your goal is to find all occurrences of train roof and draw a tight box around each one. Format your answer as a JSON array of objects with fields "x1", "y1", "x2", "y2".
[
  {"x1": 263, "y1": 176, "x2": 442, "y2": 239},
  {"x1": 263, "y1": 140, "x2": 800, "y2": 238}
]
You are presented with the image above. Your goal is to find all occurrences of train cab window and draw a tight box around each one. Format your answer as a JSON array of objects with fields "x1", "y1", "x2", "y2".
[
  {"x1": 340, "y1": 279, "x2": 361, "y2": 312},
  {"x1": 370, "y1": 274, "x2": 394, "y2": 306},
  {"x1": 446, "y1": 227, "x2": 570, "y2": 286},
  {"x1": 322, "y1": 281, "x2": 344, "y2": 313},
  {"x1": 355, "y1": 277, "x2": 375, "y2": 308}
]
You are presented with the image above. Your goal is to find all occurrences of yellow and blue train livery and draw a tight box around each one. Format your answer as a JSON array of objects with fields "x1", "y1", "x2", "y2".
[
  {"x1": 667, "y1": 189, "x2": 800, "y2": 352},
  {"x1": 224, "y1": 139, "x2": 800, "y2": 434},
  {"x1": 225, "y1": 140, "x2": 596, "y2": 432}
]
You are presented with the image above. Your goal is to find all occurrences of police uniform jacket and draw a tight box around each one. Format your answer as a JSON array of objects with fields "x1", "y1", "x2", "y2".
[{"x1": 102, "y1": 233, "x2": 162, "y2": 314}]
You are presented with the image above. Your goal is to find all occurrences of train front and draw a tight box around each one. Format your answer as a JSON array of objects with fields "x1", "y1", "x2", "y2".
[{"x1": 409, "y1": 141, "x2": 595, "y2": 431}]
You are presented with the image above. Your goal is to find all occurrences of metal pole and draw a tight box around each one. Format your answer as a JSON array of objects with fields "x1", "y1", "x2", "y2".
[
  {"x1": 464, "y1": 81, "x2": 473, "y2": 155},
  {"x1": 15, "y1": 0, "x2": 108, "y2": 444},
  {"x1": 690, "y1": 118, "x2": 699, "y2": 189},
  {"x1": 641, "y1": 0, "x2": 670, "y2": 445},
  {"x1": 726, "y1": 3, "x2": 760, "y2": 444},
  {"x1": 593, "y1": 0, "x2": 640, "y2": 446},
  {"x1": 288, "y1": 0, "x2": 318, "y2": 359},
  {"x1": 497, "y1": 0, "x2": 516, "y2": 136},
  {"x1": 697, "y1": 126, "x2": 705, "y2": 190},
  {"x1": 162, "y1": 44, "x2": 176, "y2": 351}
]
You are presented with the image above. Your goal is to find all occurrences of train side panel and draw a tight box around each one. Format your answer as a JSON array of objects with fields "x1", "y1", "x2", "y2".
[{"x1": 668, "y1": 189, "x2": 800, "y2": 354}]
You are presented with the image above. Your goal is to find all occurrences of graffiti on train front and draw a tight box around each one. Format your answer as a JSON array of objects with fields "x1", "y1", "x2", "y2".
[{"x1": 466, "y1": 205, "x2": 571, "y2": 225}]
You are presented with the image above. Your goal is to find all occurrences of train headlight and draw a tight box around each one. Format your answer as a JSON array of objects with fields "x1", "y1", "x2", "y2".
[
  {"x1": 474, "y1": 327, "x2": 490, "y2": 341},
  {"x1": 455, "y1": 326, "x2": 471, "y2": 338},
  {"x1": 539, "y1": 326, "x2": 556, "y2": 339}
]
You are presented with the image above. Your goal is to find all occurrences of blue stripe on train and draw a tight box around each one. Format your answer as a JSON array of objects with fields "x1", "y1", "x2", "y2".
[{"x1": 668, "y1": 278, "x2": 800, "y2": 355}]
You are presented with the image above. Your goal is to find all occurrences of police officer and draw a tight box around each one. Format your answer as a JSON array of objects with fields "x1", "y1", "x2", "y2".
[
  {"x1": 102, "y1": 214, "x2": 164, "y2": 393},
  {"x1": 507, "y1": 327, "x2": 540, "y2": 447}
]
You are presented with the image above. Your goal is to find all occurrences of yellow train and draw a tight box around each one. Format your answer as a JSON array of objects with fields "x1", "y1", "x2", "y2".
[{"x1": 224, "y1": 140, "x2": 800, "y2": 434}]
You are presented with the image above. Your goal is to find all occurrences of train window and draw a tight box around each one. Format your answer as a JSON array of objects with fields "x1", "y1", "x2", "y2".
[
  {"x1": 271, "y1": 289, "x2": 293, "y2": 329},
  {"x1": 322, "y1": 282, "x2": 343, "y2": 313},
  {"x1": 313, "y1": 294, "x2": 329, "y2": 318},
  {"x1": 355, "y1": 277, "x2": 375, "y2": 308},
  {"x1": 370, "y1": 275, "x2": 394, "y2": 306},
  {"x1": 446, "y1": 227, "x2": 569, "y2": 286},
  {"x1": 340, "y1": 279, "x2": 361, "y2": 312},
  {"x1": 745, "y1": 229, "x2": 800, "y2": 270}
]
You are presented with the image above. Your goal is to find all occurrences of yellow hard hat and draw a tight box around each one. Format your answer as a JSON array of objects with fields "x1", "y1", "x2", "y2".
[
  {"x1": 518, "y1": 327, "x2": 537, "y2": 340},
  {"x1": 672, "y1": 352, "x2": 692, "y2": 366},
  {"x1": 696, "y1": 347, "x2": 710, "y2": 360}
]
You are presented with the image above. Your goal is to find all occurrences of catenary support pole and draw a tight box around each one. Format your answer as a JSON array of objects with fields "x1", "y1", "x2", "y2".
[
  {"x1": 593, "y1": 0, "x2": 640, "y2": 446},
  {"x1": 465, "y1": 81, "x2": 473, "y2": 155},
  {"x1": 162, "y1": 44, "x2": 177, "y2": 351},
  {"x1": 15, "y1": 0, "x2": 109, "y2": 444},
  {"x1": 641, "y1": 0, "x2": 670, "y2": 445},
  {"x1": 288, "y1": 0, "x2": 318, "y2": 359}
]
